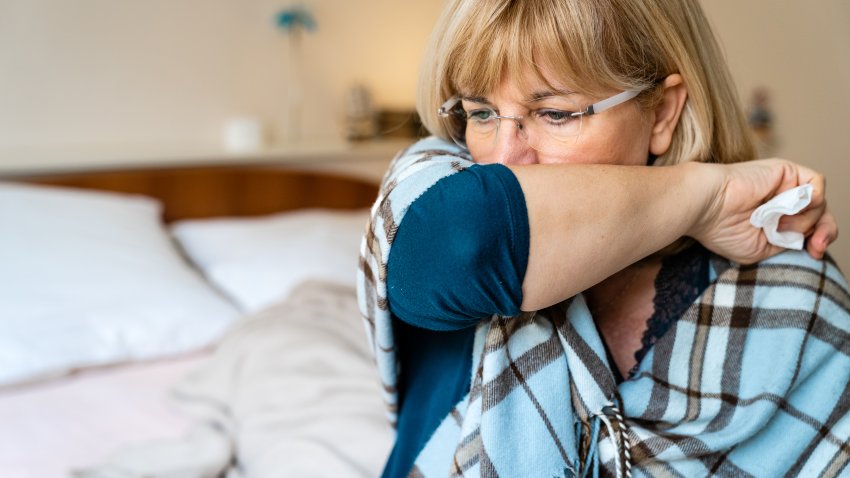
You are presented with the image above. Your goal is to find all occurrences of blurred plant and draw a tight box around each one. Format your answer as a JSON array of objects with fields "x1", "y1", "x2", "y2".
[
  {"x1": 748, "y1": 87, "x2": 778, "y2": 158},
  {"x1": 275, "y1": 5, "x2": 317, "y2": 33},
  {"x1": 274, "y1": 5, "x2": 317, "y2": 142}
]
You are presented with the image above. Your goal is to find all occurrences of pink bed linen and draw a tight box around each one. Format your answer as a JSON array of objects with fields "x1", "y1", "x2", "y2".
[{"x1": 0, "y1": 353, "x2": 210, "y2": 478}]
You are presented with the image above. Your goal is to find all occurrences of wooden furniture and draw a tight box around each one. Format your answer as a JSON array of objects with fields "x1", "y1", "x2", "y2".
[
  {"x1": 15, "y1": 165, "x2": 380, "y2": 223},
  {"x1": 0, "y1": 140, "x2": 408, "y2": 221}
]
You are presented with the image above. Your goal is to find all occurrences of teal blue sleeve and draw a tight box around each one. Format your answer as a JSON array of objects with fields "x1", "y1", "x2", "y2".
[{"x1": 386, "y1": 163, "x2": 530, "y2": 331}]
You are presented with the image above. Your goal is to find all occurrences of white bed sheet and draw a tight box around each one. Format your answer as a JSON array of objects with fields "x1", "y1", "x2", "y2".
[
  {"x1": 0, "y1": 353, "x2": 211, "y2": 478},
  {"x1": 3, "y1": 280, "x2": 396, "y2": 478},
  {"x1": 74, "y1": 280, "x2": 395, "y2": 478}
]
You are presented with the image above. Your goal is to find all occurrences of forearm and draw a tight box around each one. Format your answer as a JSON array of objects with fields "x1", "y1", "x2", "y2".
[
  {"x1": 511, "y1": 161, "x2": 720, "y2": 311},
  {"x1": 376, "y1": 139, "x2": 830, "y2": 326}
]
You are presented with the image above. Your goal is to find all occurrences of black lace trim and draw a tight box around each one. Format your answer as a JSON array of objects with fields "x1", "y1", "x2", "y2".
[{"x1": 626, "y1": 243, "x2": 711, "y2": 379}]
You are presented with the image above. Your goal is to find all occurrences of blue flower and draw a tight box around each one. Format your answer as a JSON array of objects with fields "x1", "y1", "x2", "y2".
[{"x1": 275, "y1": 5, "x2": 317, "y2": 32}]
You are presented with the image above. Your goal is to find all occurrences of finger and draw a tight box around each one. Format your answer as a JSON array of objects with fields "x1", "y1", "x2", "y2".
[
  {"x1": 797, "y1": 166, "x2": 827, "y2": 208},
  {"x1": 774, "y1": 165, "x2": 827, "y2": 233},
  {"x1": 768, "y1": 159, "x2": 802, "y2": 195},
  {"x1": 805, "y1": 210, "x2": 838, "y2": 260},
  {"x1": 762, "y1": 159, "x2": 825, "y2": 191},
  {"x1": 793, "y1": 164, "x2": 826, "y2": 195},
  {"x1": 778, "y1": 206, "x2": 824, "y2": 235}
]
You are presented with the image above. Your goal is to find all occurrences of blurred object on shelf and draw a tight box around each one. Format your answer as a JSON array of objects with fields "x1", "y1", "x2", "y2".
[
  {"x1": 345, "y1": 84, "x2": 423, "y2": 141},
  {"x1": 376, "y1": 109, "x2": 424, "y2": 140},
  {"x1": 747, "y1": 87, "x2": 778, "y2": 158},
  {"x1": 223, "y1": 117, "x2": 266, "y2": 153},
  {"x1": 346, "y1": 85, "x2": 378, "y2": 141}
]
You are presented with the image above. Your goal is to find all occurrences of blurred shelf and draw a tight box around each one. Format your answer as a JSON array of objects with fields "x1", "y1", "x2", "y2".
[{"x1": 0, "y1": 139, "x2": 413, "y2": 183}]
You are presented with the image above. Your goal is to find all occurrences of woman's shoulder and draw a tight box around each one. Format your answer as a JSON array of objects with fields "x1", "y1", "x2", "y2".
[
  {"x1": 377, "y1": 137, "x2": 476, "y2": 223},
  {"x1": 402, "y1": 136, "x2": 470, "y2": 157},
  {"x1": 386, "y1": 136, "x2": 471, "y2": 176}
]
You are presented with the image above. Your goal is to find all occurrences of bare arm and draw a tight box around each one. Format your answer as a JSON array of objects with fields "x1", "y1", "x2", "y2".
[{"x1": 512, "y1": 160, "x2": 836, "y2": 311}]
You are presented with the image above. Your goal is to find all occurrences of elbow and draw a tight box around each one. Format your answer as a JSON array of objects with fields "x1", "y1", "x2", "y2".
[{"x1": 386, "y1": 165, "x2": 529, "y2": 329}]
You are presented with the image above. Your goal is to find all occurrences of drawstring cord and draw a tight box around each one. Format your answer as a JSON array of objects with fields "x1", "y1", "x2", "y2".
[
  {"x1": 598, "y1": 404, "x2": 632, "y2": 478},
  {"x1": 578, "y1": 417, "x2": 601, "y2": 478},
  {"x1": 570, "y1": 404, "x2": 632, "y2": 478}
]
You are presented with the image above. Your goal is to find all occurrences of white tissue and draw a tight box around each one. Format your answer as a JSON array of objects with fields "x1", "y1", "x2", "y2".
[{"x1": 749, "y1": 184, "x2": 813, "y2": 250}]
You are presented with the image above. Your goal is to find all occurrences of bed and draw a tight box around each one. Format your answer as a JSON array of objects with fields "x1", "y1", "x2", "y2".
[{"x1": 0, "y1": 160, "x2": 396, "y2": 477}]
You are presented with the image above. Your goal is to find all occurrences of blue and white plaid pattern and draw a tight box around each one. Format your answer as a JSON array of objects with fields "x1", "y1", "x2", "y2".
[{"x1": 357, "y1": 137, "x2": 850, "y2": 477}]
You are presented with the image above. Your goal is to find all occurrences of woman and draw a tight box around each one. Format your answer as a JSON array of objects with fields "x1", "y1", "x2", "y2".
[{"x1": 358, "y1": 0, "x2": 848, "y2": 476}]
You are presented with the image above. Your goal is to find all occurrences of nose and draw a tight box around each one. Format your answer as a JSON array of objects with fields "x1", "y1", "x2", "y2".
[{"x1": 491, "y1": 118, "x2": 538, "y2": 166}]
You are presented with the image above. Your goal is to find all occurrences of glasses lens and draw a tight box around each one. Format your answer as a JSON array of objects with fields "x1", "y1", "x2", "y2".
[
  {"x1": 464, "y1": 108, "x2": 499, "y2": 132},
  {"x1": 438, "y1": 97, "x2": 585, "y2": 154},
  {"x1": 524, "y1": 110, "x2": 583, "y2": 152},
  {"x1": 438, "y1": 101, "x2": 468, "y2": 148}
]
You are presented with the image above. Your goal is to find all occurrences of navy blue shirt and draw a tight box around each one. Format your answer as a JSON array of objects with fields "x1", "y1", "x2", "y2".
[{"x1": 384, "y1": 164, "x2": 529, "y2": 477}]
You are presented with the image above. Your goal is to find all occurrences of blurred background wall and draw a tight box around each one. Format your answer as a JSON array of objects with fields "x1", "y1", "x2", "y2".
[
  {"x1": 702, "y1": 0, "x2": 850, "y2": 272},
  {"x1": 0, "y1": 0, "x2": 443, "y2": 149},
  {"x1": 0, "y1": 0, "x2": 847, "y2": 271}
]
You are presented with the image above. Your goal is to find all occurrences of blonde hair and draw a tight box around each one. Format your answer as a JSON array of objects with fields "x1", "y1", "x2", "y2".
[{"x1": 417, "y1": 0, "x2": 755, "y2": 165}]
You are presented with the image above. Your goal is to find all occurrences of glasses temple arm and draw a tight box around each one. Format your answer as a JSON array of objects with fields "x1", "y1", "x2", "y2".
[
  {"x1": 584, "y1": 89, "x2": 643, "y2": 116},
  {"x1": 438, "y1": 97, "x2": 462, "y2": 116}
]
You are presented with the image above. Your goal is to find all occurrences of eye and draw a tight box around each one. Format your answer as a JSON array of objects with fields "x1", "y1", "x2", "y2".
[
  {"x1": 466, "y1": 108, "x2": 497, "y2": 123},
  {"x1": 534, "y1": 109, "x2": 577, "y2": 125}
]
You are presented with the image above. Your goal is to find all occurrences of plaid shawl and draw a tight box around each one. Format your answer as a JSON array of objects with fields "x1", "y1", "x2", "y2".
[{"x1": 357, "y1": 137, "x2": 850, "y2": 477}]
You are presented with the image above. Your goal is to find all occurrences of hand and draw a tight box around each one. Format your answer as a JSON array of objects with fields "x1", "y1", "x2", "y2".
[{"x1": 690, "y1": 159, "x2": 837, "y2": 264}]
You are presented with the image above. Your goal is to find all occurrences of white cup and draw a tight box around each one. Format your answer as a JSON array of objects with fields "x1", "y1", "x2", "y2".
[{"x1": 223, "y1": 117, "x2": 265, "y2": 153}]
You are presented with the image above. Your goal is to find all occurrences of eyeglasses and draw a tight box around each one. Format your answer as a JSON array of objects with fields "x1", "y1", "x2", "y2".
[{"x1": 437, "y1": 89, "x2": 644, "y2": 155}]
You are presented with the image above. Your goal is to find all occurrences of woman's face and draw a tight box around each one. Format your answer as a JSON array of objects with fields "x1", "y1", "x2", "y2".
[{"x1": 464, "y1": 68, "x2": 656, "y2": 167}]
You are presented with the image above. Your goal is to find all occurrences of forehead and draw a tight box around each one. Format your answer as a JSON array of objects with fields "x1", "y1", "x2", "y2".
[{"x1": 461, "y1": 64, "x2": 587, "y2": 104}]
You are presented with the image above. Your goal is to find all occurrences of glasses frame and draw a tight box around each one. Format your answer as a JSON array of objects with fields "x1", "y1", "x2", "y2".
[{"x1": 437, "y1": 88, "x2": 645, "y2": 149}]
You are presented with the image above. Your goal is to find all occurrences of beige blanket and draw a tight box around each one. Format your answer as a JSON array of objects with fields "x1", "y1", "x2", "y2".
[{"x1": 75, "y1": 281, "x2": 393, "y2": 478}]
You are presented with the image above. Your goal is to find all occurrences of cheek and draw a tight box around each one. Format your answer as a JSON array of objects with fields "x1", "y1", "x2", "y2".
[
  {"x1": 547, "y1": 117, "x2": 652, "y2": 166},
  {"x1": 535, "y1": 135, "x2": 641, "y2": 165},
  {"x1": 535, "y1": 149, "x2": 604, "y2": 165},
  {"x1": 466, "y1": 116, "x2": 652, "y2": 166},
  {"x1": 616, "y1": 127, "x2": 654, "y2": 166},
  {"x1": 468, "y1": 144, "x2": 496, "y2": 164}
]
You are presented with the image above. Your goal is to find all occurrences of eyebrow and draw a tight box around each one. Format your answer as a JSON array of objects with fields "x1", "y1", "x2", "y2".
[
  {"x1": 526, "y1": 89, "x2": 577, "y2": 102},
  {"x1": 460, "y1": 89, "x2": 577, "y2": 106},
  {"x1": 460, "y1": 95, "x2": 492, "y2": 105}
]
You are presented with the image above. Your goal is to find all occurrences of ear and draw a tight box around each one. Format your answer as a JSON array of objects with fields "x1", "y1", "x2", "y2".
[{"x1": 649, "y1": 74, "x2": 688, "y2": 156}]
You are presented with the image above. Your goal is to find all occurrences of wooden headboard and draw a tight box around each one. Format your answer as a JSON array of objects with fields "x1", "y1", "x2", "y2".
[{"x1": 10, "y1": 164, "x2": 380, "y2": 223}]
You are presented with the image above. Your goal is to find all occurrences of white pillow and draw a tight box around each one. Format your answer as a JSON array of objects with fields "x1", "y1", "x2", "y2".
[
  {"x1": 170, "y1": 209, "x2": 369, "y2": 313},
  {"x1": 0, "y1": 182, "x2": 240, "y2": 387}
]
